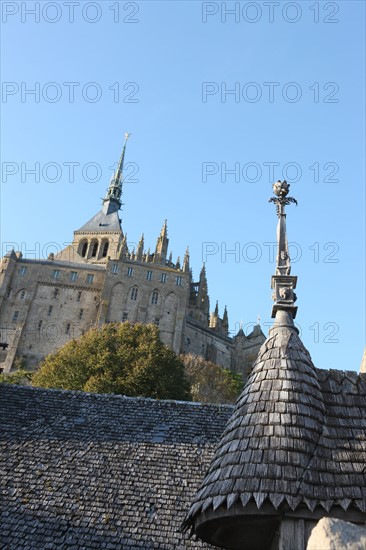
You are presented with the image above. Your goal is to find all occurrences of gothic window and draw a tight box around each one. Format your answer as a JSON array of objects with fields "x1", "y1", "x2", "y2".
[
  {"x1": 80, "y1": 241, "x2": 88, "y2": 257},
  {"x1": 70, "y1": 271, "x2": 78, "y2": 282},
  {"x1": 52, "y1": 269, "x2": 60, "y2": 280},
  {"x1": 127, "y1": 267, "x2": 133, "y2": 277},
  {"x1": 91, "y1": 242, "x2": 98, "y2": 257},
  {"x1": 111, "y1": 264, "x2": 119, "y2": 274},
  {"x1": 151, "y1": 290, "x2": 159, "y2": 305},
  {"x1": 146, "y1": 270, "x2": 153, "y2": 280},
  {"x1": 19, "y1": 266, "x2": 27, "y2": 275},
  {"x1": 12, "y1": 310, "x2": 19, "y2": 322},
  {"x1": 48, "y1": 306, "x2": 53, "y2": 316},
  {"x1": 176, "y1": 276, "x2": 183, "y2": 286},
  {"x1": 86, "y1": 274, "x2": 94, "y2": 284},
  {"x1": 122, "y1": 312, "x2": 128, "y2": 322},
  {"x1": 102, "y1": 241, "x2": 109, "y2": 258},
  {"x1": 160, "y1": 273, "x2": 167, "y2": 283},
  {"x1": 130, "y1": 287, "x2": 138, "y2": 301}
]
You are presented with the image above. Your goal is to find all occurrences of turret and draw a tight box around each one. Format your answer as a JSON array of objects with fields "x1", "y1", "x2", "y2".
[{"x1": 197, "y1": 264, "x2": 210, "y2": 322}]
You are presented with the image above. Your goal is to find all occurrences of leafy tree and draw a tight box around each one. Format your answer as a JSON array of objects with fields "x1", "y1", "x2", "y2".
[
  {"x1": 181, "y1": 354, "x2": 243, "y2": 404},
  {"x1": 33, "y1": 323, "x2": 191, "y2": 400},
  {"x1": 0, "y1": 356, "x2": 33, "y2": 386}
]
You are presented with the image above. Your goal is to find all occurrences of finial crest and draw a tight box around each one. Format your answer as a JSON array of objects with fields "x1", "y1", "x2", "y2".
[{"x1": 269, "y1": 180, "x2": 297, "y2": 215}]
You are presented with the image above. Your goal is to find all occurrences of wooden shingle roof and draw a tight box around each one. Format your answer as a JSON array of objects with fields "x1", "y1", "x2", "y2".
[{"x1": 183, "y1": 311, "x2": 366, "y2": 540}]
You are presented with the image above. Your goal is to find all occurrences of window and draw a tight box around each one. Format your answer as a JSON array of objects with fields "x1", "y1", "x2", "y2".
[
  {"x1": 66, "y1": 323, "x2": 71, "y2": 334},
  {"x1": 122, "y1": 312, "x2": 128, "y2": 322},
  {"x1": 130, "y1": 287, "x2": 138, "y2": 301},
  {"x1": 20, "y1": 290, "x2": 26, "y2": 300},
  {"x1": 111, "y1": 264, "x2": 119, "y2": 274},
  {"x1": 151, "y1": 290, "x2": 159, "y2": 305},
  {"x1": 79, "y1": 309, "x2": 84, "y2": 320},
  {"x1": 77, "y1": 291, "x2": 82, "y2": 302},
  {"x1": 127, "y1": 267, "x2": 134, "y2": 277},
  {"x1": 53, "y1": 288, "x2": 59, "y2": 298},
  {"x1": 48, "y1": 306, "x2": 53, "y2": 316},
  {"x1": 12, "y1": 310, "x2": 19, "y2": 322},
  {"x1": 176, "y1": 276, "x2": 183, "y2": 286},
  {"x1": 160, "y1": 273, "x2": 167, "y2": 283},
  {"x1": 7, "y1": 288, "x2": 11, "y2": 298},
  {"x1": 146, "y1": 270, "x2": 153, "y2": 281},
  {"x1": 154, "y1": 318, "x2": 160, "y2": 326},
  {"x1": 91, "y1": 242, "x2": 98, "y2": 257},
  {"x1": 52, "y1": 269, "x2": 60, "y2": 280},
  {"x1": 86, "y1": 274, "x2": 94, "y2": 284},
  {"x1": 38, "y1": 320, "x2": 43, "y2": 330},
  {"x1": 70, "y1": 271, "x2": 78, "y2": 282},
  {"x1": 81, "y1": 242, "x2": 88, "y2": 257},
  {"x1": 19, "y1": 266, "x2": 27, "y2": 275},
  {"x1": 102, "y1": 241, "x2": 109, "y2": 258}
]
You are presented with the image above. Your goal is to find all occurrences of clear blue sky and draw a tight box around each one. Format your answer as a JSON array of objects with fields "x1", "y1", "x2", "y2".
[{"x1": 1, "y1": 1, "x2": 365, "y2": 371}]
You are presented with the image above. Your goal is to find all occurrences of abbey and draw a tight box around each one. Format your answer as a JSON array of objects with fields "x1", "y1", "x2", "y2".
[{"x1": 0, "y1": 135, "x2": 264, "y2": 375}]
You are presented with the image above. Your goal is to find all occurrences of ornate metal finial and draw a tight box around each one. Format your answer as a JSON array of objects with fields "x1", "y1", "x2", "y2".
[
  {"x1": 269, "y1": 180, "x2": 297, "y2": 215},
  {"x1": 269, "y1": 180, "x2": 298, "y2": 319}
]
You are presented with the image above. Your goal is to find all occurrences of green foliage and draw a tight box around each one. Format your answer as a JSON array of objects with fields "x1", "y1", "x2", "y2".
[
  {"x1": 0, "y1": 355, "x2": 33, "y2": 386},
  {"x1": 32, "y1": 323, "x2": 191, "y2": 400},
  {"x1": 0, "y1": 370, "x2": 33, "y2": 386},
  {"x1": 181, "y1": 354, "x2": 243, "y2": 404}
]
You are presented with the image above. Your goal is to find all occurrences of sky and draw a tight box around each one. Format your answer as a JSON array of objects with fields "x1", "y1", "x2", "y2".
[{"x1": 1, "y1": 0, "x2": 365, "y2": 371}]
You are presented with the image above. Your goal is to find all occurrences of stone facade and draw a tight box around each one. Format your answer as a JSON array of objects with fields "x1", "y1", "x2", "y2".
[{"x1": 0, "y1": 140, "x2": 265, "y2": 375}]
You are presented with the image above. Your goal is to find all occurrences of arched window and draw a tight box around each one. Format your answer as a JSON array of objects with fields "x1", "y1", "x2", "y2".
[
  {"x1": 81, "y1": 242, "x2": 88, "y2": 257},
  {"x1": 130, "y1": 287, "x2": 138, "y2": 301},
  {"x1": 101, "y1": 241, "x2": 109, "y2": 258},
  {"x1": 151, "y1": 290, "x2": 159, "y2": 305},
  {"x1": 91, "y1": 242, "x2": 98, "y2": 257}
]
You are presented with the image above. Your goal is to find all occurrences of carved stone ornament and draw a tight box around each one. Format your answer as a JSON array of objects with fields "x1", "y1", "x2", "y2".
[{"x1": 279, "y1": 287, "x2": 291, "y2": 300}]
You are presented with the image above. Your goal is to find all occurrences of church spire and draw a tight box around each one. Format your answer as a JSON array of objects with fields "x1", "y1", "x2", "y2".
[
  {"x1": 183, "y1": 247, "x2": 190, "y2": 273},
  {"x1": 269, "y1": 180, "x2": 298, "y2": 319},
  {"x1": 104, "y1": 132, "x2": 131, "y2": 210},
  {"x1": 154, "y1": 220, "x2": 169, "y2": 263}
]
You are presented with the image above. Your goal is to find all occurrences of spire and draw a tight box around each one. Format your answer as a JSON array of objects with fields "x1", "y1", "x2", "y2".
[
  {"x1": 119, "y1": 233, "x2": 129, "y2": 259},
  {"x1": 136, "y1": 234, "x2": 144, "y2": 261},
  {"x1": 223, "y1": 305, "x2": 229, "y2": 334},
  {"x1": 269, "y1": 180, "x2": 298, "y2": 319},
  {"x1": 214, "y1": 300, "x2": 219, "y2": 316},
  {"x1": 104, "y1": 132, "x2": 131, "y2": 210},
  {"x1": 197, "y1": 263, "x2": 210, "y2": 322},
  {"x1": 183, "y1": 247, "x2": 190, "y2": 273},
  {"x1": 176, "y1": 256, "x2": 181, "y2": 270},
  {"x1": 154, "y1": 220, "x2": 169, "y2": 263}
]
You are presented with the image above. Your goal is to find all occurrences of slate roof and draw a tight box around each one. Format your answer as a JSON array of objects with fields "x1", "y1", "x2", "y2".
[
  {"x1": 77, "y1": 201, "x2": 122, "y2": 233},
  {"x1": 0, "y1": 385, "x2": 232, "y2": 549},
  {"x1": 184, "y1": 312, "x2": 366, "y2": 533}
]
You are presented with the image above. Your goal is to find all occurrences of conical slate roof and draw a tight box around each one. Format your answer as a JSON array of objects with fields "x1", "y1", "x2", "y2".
[{"x1": 183, "y1": 181, "x2": 366, "y2": 548}]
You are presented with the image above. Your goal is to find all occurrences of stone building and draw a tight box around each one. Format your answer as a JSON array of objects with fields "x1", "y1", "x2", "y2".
[
  {"x1": 0, "y1": 135, "x2": 264, "y2": 374},
  {"x1": 1, "y1": 181, "x2": 365, "y2": 550}
]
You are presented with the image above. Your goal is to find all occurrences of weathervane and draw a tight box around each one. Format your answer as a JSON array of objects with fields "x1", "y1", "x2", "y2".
[{"x1": 269, "y1": 180, "x2": 298, "y2": 319}]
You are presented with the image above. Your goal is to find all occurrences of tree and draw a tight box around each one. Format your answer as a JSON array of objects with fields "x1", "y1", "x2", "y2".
[
  {"x1": 33, "y1": 323, "x2": 191, "y2": 400},
  {"x1": 181, "y1": 354, "x2": 243, "y2": 404}
]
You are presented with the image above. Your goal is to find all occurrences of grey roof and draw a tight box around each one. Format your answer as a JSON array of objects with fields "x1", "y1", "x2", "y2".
[
  {"x1": 76, "y1": 200, "x2": 122, "y2": 233},
  {"x1": 184, "y1": 313, "x2": 366, "y2": 532},
  {"x1": 0, "y1": 385, "x2": 231, "y2": 549}
]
